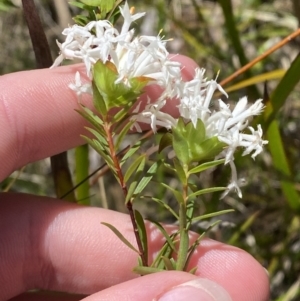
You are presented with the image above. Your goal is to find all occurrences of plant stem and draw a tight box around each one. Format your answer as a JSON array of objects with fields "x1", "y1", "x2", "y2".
[
  {"x1": 104, "y1": 121, "x2": 148, "y2": 267},
  {"x1": 176, "y1": 202, "x2": 189, "y2": 270},
  {"x1": 176, "y1": 178, "x2": 189, "y2": 270},
  {"x1": 220, "y1": 28, "x2": 300, "y2": 86}
]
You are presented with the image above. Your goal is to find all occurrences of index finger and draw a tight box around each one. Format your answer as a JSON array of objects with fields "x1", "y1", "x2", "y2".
[{"x1": 0, "y1": 56, "x2": 198, "y2": 180}]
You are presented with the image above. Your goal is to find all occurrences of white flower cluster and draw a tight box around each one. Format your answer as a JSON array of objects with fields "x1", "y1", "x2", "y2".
[
  {"x1": 52, "y1": 2, "x2": 268, "y2": 198},
  {"x1": 51, "y1": 2, "x2": 181, "y2": 99},
  {"x1": 136, "y1": 67, "x2": 268, "y2": 198}
]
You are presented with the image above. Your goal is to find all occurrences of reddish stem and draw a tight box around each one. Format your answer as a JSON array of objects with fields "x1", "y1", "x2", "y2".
[{"x1": 104, "y1": 121, "x2": 148, "y2": 267}]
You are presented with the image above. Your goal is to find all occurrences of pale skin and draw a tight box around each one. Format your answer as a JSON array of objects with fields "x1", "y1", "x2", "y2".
[{"x1": 0, "y1": 56, "x2": 269, "y2": 301}]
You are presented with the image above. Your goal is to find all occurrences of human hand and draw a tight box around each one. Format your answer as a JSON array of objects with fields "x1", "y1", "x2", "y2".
[{"x1": 0, "y1": 56, "x2": 269, "y2": 301}]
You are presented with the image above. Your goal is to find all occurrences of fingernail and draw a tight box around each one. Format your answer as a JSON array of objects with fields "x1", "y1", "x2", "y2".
[{"x1": 155, "y1": 278, "x2": 232, "y2": 301}]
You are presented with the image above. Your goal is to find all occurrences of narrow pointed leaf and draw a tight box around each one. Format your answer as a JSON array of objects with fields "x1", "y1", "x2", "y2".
[
  {"x1": 224, "y1": 69, "x2": 286, "y2": 94},
  {"x1": 133, "y1": 161, "x2": 159, "y2": 195},
  {"x1": 82, "y1": 136, "x2": 114, "y2": 168},
  {"x1": 141, "y1": 196, "x2": 179, "y2": 219},
  {"x1": 115, "y1": 119, "x2": 136, "y2": 151},
  {"x1": 134, "y1": 210, "x2": 148, "y2": 264},
  {"x1": 85, "y1": 127, "x2": 109, "y2": 148},
  {"x1": 133, "y1": 266, "x2": 165, "y2": 275},
  {"x1": 147, "y1": 218, "x2": 177, "y2": 252},
  {"x1": 173, "y1": 157, "x2": 187, "y2": 184},
  {"x1": 120, "y1": 140, "x2": 142, "y2": 166},
  {"x1": 151, "y1": 232, "x2": 178, "y2": 269},
  {"x1": 188, "y1": 187, "x2": 226, "y2": 199},
  {"x1": 158, "y1": 182, "x2": 184, "y2": 204},
  {"x1": 92, "y1": 81, "x2": 107, "y2": 116},
  {"x1": 124, "y1": 155, "x2": 146, "y2": 183},
  {"x1": 125, "y1": 181, "x2": 138, "y2": 203},
  {"x1": 159, "y1": 132, "x2": 173, "y2": 153},
  {"x1": 172, "y1": 121, "x2": 190, "y2": 164},
  {"x1": 76, "y1": 106, "x2": 105, "y2": 135},
  {"x1": 161, "y1": 256, "x2": 175, "y2": 270},
  {"x1": 192, "y1": 209, "x2": 234, "y2": 223},
  {"x1": 185, "y1": 220, "x2": 221, "y2": 269},
  {"x1": 101, "y1": 222, "x2": 140, "y2": 254},
  {"x1": 189, "y1": 159, "x2": 225, "y2": 175}
]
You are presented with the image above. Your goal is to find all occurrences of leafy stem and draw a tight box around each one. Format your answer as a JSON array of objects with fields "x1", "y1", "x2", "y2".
[
  {"x1": 103, "y1": 120, "x2": 148, "y2": 267},
  {"x1": 176, "y1": 166, "x2": 189, "y2": 271}
]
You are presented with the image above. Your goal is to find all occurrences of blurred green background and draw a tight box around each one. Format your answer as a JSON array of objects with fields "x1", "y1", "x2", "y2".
[{"x1": 1, "y1": 0, "x2": 300, "y2": 299}]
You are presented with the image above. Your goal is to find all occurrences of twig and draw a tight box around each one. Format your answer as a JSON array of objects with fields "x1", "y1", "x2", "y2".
[{"x1": 220, "y1": 28, "x2": 300, "y2": 86}]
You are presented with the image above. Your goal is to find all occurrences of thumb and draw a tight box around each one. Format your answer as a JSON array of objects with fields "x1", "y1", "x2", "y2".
[{"x1": 82, "y1": 272, "x2": 232, "y2": 301}]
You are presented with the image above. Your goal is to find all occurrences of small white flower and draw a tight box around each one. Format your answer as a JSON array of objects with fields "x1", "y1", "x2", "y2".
[
  {"x1": 221, "y1": 161, "x2": 246, "y2": 199},
  {"x1": 240, "y1": 125, "x2": 268, "y2": 159},
  {"x1": 178, "y1": 68, "x2": 227, "y2": 127},
  {"x1": 119, "y1": 2, "x2": 146, "y2": 36},
  {"x1": 69, "y1": 72, "x2": 92, "y2": 102},
  {"x1": 134, "y1": 98, "x2": 177, "y2": 132}
]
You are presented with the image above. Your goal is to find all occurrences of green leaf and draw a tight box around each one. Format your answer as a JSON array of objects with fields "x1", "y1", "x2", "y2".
[
  {"x1": 69, "y1": 1, "x2": 87, "y2": 9},
  {"x1": 173, "y1": 157, "x2": 187, "y2": 184},
  {"x1": 188, "y1": 187, "x2": 226, "y2": 199},
  {"x1": 263, "y1": 53, "x2": 300, "y2": 211},
  {"x1": 93, "y1": 60, "x2": 127, "y2": 108},
  {"x1": 85, "y1": 127, "x2": 109, "y2": 148},
  {"x1": 111, "y1": 107, "x2": 129, "y2": 124},
  {"x1": 76, "y1": 105, "x2": 104, "y2": 128},
  {"x1": 93, "y1": 61, "x2": 147, "y2": 110},
  {"x1": 266, "y1": 115, "x2": 300, "y2": 211},
  {"x1": 133, "y1": 162, "x2": 159, "y2": 196},
  {"x1": 92, "y1": 81, "x2": 107, "y2": 116},
  {"x1": 124, "y1": 155, "x2": 145, "y2": 183},
  {"x1": 115, "y1": 119, "x2": 135, "y2": 151},
  {"x1": 120, "y1": 140, "x2": 142, "y2": 166},
  {"x1": 146, "y1": 196, "x2": 179, "y2": 219},
  {"x1": 186, "y1": 199, "x2": 195, "y2": 228},
  {"x1": 161, "y1": 256, "x2": 175, "y2": 270},
  {"x1": 134, "y1": 210, "x2": 148, "y2": 264},
  {"x1": 189, "y1": 267, "x2": 198, "y2": 274},
  {"x1": 265, "y1": 53, "x2": 300, "y2": 127},
  {"x1": 133, "y1": 266, "x2": 165, "y2": 275},
  {"x1": 158, "y1": 182, "x2": 184, "y2": 204},
  {"x1": 147, "y1": 219, "x2": 177, "y2": 252},
  {"x1": 125, "y1": 156, "x2": 146, "y2": 203},
  {"x1": 151, "y1": 232, "x2": 178, "y2": 269},
  {"x1": 171, "y1": 118, "x2": 223, "y2": 164},
  {"x1": 158, "y1": 132, "x2": 173, "y2": 153},
  {"x1": 187, "y1": 118, "x2": 206, "y2": 145},
  {"x1": 101, "y1": 222, "x2": 140, "y2": 254},
  {"x1": 185, "y1": 220, "x2": 222, "y2": 269},
  {"x1": 192, "y1": 137, "x2": 225, "y2": 163},
  {"x1": 189, "y1": 159, "x2": 225, "y2": 175},
  {"x1": 192, "y1": 209, "x2": 234, "y2": 223},
  {"x1": 125, "y1": 181, "x2": 138, "y2": 203},
  {"x1": 79, "y1": 0, "x2": 113, "y2": 8},
  {"x1": 172, "y1": 119, "x2": 190, "y2": 164},
  {"x1": 72, "y1": 15, "x2": 91, "y2": 26},
  {"x1": 82, "y1": 136, "x2": 115, "y2": 171},
  {"x1": 224, "y1": 69, "x2": 286, "y2": 94}
]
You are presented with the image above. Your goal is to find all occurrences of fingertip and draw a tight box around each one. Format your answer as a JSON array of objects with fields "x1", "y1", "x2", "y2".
[
  {"x1": 189, "y1": 239, "x2": 270, "y2": 301},
  {"x1": 170, "y1": 54, "x2": 199, "y2": 81}
]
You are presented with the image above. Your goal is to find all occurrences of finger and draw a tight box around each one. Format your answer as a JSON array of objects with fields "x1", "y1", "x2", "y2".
[
  {"x1": 9, "y1": 292, "x2": 85, "y2": 301},
  {"x1": 1, "y1": 193, "x2": 269, "y2": 301},
  {"x1": 81, "y1": 273, "x2": 233, "y2": 301},
  {"x1": 0, "y1": 56, "x2": 198, "y2": 181}
]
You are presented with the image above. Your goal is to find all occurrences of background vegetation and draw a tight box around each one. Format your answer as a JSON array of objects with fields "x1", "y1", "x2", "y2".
[{"x1": 1, "y1": 0, "x2": 300, "y2": 299}]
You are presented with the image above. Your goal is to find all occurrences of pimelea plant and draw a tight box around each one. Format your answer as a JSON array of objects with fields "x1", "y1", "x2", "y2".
[{"x1": 51, "y1": 1, "x2": 268, "y2": 274}]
